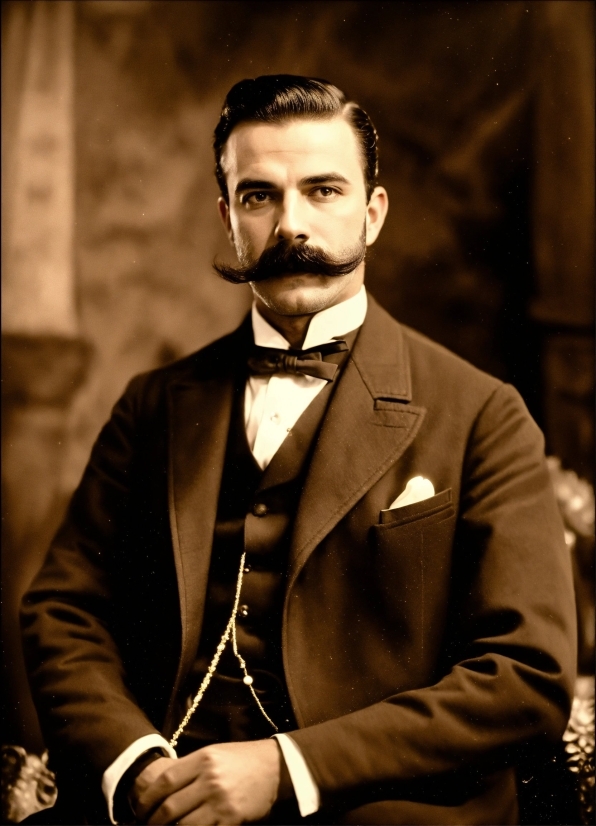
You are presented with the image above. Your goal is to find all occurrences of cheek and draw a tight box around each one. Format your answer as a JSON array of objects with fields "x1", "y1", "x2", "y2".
[
  {"x1": 228, "y1": 223, "x2": 254, "y2": 260},
  {"x1": 231, "y1": 215, "x2": 270, "y2": 252},
  {"x1": 318, "y1": 209, "x2": 366, "y2": 243}
]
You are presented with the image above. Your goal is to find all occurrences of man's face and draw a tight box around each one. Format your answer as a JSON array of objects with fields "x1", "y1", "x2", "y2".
[{"x1": 218, "y1": 117, "x2": 388, "y2": 316}]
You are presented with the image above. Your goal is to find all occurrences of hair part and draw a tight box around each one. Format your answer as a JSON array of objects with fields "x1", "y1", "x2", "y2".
[{"x1": 214, "y1": 74, "x2": 379, "y2": 202}]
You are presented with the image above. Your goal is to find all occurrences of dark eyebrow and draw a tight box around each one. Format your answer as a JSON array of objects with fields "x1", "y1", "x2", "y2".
[
  {"x1": 235, "y1": 179, "x2": 276, "y2": 196},
  {"x1": 299, "y1": 174, "x2": 350, "y2": 186}
]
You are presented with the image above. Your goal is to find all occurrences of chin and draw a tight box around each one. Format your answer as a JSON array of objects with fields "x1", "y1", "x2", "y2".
[{"x1": 251, "y1": 274, "x2": 353, "y2": 316}]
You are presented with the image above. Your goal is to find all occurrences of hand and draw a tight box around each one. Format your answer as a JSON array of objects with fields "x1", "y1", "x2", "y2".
[
  {"x1": 131, "y1": 757, "x2": 175, "y2": 817},
  {"x1": 133, "y1": 739, "x2": 281, "y2": 825}
]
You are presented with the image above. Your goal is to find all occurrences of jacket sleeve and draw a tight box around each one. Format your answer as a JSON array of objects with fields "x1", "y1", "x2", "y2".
[
  {"x1": 288, "y1": 383, "x2": 577, "y2": 807},
  {"x1": 20, "y1": 374, "x2": 163, "y2": 779}
]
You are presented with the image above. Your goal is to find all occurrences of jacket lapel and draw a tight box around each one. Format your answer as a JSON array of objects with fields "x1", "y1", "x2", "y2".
[
  {"x1": 163, "y1": 324, "x2": 248, "y2": 733},
  {"x1": 288, "y1": 296, "x2": 426, "y2": 581}
]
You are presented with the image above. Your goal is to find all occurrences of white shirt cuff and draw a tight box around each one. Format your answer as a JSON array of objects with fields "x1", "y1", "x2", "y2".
[
  {"x1": 273, "y1": 733, "x2": 321, "y2": 817},
  {"x1": 101, "y1": 733, "x2": 177, "y2": 824}
]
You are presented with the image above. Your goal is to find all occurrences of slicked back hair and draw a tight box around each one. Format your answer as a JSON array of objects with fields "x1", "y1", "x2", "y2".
[{"x1": 214, "y1": 74, "x2": 379, "y2": 202}]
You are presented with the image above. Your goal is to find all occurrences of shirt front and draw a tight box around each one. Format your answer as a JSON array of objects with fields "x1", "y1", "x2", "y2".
[{"x1": 246, "y1": 285, "x2": 368, "y2": 469}]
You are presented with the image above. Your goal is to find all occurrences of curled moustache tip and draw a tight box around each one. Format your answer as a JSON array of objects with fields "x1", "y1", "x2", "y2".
[{"x1": 212, "y1": 259, "x2": 252, "y2": 284}]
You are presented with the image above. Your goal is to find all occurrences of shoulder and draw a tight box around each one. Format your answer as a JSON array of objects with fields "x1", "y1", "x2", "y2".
[
  {"x1": 362, "y1": 297, "x2": 539, "y2": 442},
  {"x1": 366, "y1": 302, "x2": 545, "y2": 475},
  {"x1": 364, "y1": 295, "x2": 502, "y2": 405},
  {"x1": 117, "y1": 316, "x2": 250, "y2": 416},
  {"x1": 400, "y1": 322, "x2": 537, "y2": 434},
  {"x1": 401, "y1": 323, "x2": 501, "y2": 395}
]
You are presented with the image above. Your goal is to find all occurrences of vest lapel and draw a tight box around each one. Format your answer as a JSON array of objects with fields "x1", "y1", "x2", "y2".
[{"x1": 288, "y1": 297, "x2": 426, "y2": 582}]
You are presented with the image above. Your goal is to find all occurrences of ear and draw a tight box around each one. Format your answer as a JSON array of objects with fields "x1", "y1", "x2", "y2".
[
  {"x1": 365, "y1": 186, "x2": 389, "y2": 246},
  {"x1": 217, "y1": 197, "x2": 235, "y2": 245}
]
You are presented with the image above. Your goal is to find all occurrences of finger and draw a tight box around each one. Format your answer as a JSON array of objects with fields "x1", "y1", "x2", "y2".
[
  {"x1": 178, "y1": 804, "x2": 218, "y2": 825},
  {"x1": 147, "y1": 778, "x2": 208, "y2": 826},
  {"x1": 136, "y1": 757, "x2": 205, "y2": 821},
  {"x1": 132, "y1": 757, "x2": 173, "y2": 804}
]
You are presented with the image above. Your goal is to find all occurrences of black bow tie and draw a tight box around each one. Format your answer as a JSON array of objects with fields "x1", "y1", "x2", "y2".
[{"x1": 248, "y1": 340, "x2": 349, "y2": 382}]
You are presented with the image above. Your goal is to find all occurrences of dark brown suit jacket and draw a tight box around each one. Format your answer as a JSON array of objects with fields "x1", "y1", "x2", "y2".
[{"x1": 21, "y1": 296, "x2": 576, "y2": 825}]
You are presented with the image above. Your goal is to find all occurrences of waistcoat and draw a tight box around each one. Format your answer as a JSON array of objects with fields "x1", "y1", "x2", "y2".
[{"x1": 174, "y1": 341, "x2": 353, "y2": 755}]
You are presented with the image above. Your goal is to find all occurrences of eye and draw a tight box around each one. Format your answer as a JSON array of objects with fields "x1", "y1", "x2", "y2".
[
  {"x1": 311, "y1": 186, "x2": 340, "y2": 201},
  {"x1": 242, "y1": 191, "x2": 273, "y2": 207}
]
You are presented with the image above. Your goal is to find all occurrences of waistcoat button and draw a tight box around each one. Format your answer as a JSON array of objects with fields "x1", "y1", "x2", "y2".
[
  {"x1": 253, "y1": 502, "x2": 268, "y2": 517},
  {"x1": 238, "y1": 604, "x2": 249, "y2": 618}
]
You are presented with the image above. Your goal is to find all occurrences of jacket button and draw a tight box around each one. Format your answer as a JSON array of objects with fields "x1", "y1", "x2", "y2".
[
  {"x1": 253, "y1": 503, "x2": 268, "y2": 517},
  {"x1": 238, "y1": 604, "x2": 249, "y2": 618},
  {"x1": 243, "y1": 563, "x2": 252, "y2": 574}
]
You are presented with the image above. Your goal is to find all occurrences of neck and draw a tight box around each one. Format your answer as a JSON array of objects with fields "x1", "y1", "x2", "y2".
[
  {"x1": 254, "y1": 305, "x2": 313, "y2": 349},
  {"x1": 253, "y1": 269, "x2": 365, "y2": 349}
]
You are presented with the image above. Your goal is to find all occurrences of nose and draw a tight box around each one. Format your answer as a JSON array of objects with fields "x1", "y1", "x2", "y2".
[{"x1": 274, "y1": 192, "x2": 309, "y2": 244}]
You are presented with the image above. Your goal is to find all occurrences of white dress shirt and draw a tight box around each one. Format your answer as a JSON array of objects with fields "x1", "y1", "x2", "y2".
[
  {"x1": 102, "y1": 286, "x2": 368, "y2": 822},
  {"x1": 247, "y1": 285, "x2": 367, "y2": 468}
]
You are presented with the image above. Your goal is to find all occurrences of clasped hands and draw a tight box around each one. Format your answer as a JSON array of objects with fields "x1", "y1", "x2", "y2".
[{"x1": 131, "y1": 739, "x2": 281, "y2": 825}]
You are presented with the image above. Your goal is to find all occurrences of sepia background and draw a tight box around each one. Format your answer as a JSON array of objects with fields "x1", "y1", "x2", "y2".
[{"x1": 2, "y1": 0, "x2": 594, "y2": 769}]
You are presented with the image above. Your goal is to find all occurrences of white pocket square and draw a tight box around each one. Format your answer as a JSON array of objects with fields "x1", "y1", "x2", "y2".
[{"x1": 385, "y1": 476, "x2": 435, "y2": 511}]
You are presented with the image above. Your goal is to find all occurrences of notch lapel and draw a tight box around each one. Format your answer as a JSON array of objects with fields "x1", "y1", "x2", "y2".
[
  {"x1": 163, "y1": 326, "x2": 247, "y2": 734},
  {"x1": 288, "y1": 297, "x2": 426, "y2": 582}
]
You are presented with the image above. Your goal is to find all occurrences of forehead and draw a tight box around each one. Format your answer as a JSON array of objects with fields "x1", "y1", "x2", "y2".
[{"x1": 220, "y1": 117, "x2": 364, "y2": 184}]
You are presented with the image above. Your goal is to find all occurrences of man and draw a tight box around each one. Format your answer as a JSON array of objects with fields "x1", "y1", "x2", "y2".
[{"x1": 21, "y1": 75, "x2": 576, "y2": 825}]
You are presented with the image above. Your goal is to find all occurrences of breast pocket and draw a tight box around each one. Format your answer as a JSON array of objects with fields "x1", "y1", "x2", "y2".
[
  {"x1": 378, "y1": 487, "x2": 454, "y2": 527},
  {"x1": 372, "y1": 489, "x2": 457, "y2": 660}
]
